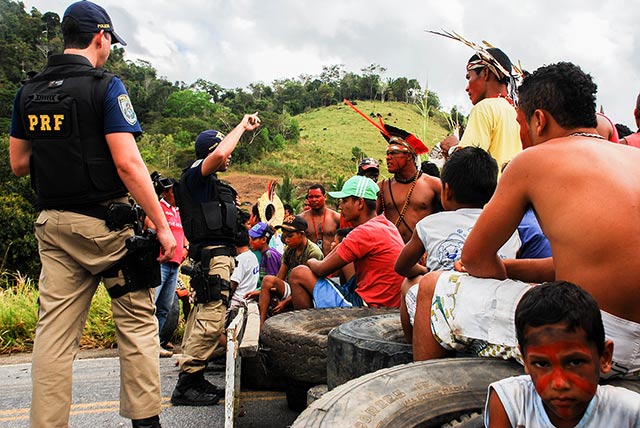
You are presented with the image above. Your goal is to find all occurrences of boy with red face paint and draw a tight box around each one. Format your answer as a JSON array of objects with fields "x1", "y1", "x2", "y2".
[{"x1": 485, "y1": 282, "x2": 640, "y2": 428}]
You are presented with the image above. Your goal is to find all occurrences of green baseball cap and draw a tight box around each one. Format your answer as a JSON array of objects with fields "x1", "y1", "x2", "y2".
[{"x1": 328, "y1": 176, "x2": 379, "y2": 200}]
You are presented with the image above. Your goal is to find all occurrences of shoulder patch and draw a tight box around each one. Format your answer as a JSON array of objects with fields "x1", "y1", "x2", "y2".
[{"x1": 117, "y1": 94, "x2": 137, "y2": 126}]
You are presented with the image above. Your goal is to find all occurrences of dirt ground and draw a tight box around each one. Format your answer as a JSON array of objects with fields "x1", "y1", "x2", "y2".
[
  {"x1": 221, "y1": 172, "x2": 276, "y2": 207},
  {"x1": 221, "y1": 172, "x2": 317, "y2": 209}
]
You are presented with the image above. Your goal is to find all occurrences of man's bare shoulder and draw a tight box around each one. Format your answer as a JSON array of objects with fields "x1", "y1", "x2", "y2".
[
  {"x1": 414, "y1": 173, "x2": 441, "y2": 194},
  {"x1": 298, "y1": 210, "x2": 313, "y2": 222},
  {"x1": 419, "y1": 173, "x2": 441, "y2": 186},
  {"x1": 326, "y1": 207, "x2": 340, "y2": 220}
]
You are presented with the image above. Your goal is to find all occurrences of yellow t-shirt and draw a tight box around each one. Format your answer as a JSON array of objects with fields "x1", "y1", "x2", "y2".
[{"x1": 460, "y1": 97, "x2": 521, "y2": 170}]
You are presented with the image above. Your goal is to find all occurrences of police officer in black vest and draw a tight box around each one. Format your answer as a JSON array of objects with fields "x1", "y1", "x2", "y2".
[
  {"x1": 171, "y1": 115, "x2": 260, "y2": 406},
  {"x1": 9, "y1": 2, "x2": 176, "y2": 427}
]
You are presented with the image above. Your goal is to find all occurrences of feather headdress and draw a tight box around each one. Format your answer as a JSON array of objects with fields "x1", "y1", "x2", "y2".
[
  {"x1": 427, "y1": 29, "x2": 524, "y2": 100},
  {"x1": 258, "y1": 180, "x2": 284, "y2": 227},
  {"x1": 343, "y1": 99, "x2": 429, "y2": 155}
]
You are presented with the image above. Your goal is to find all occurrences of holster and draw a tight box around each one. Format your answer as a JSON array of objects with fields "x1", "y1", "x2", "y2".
[
  {"x1": 102, "y1": 229, "x2": 161, "y2": 299},
  {"x1": 182, "y1": 246, "x2": 233, "y2": 306},
  {"x1": 104, "y1": 202, "x2": 141, "y2": 231}
]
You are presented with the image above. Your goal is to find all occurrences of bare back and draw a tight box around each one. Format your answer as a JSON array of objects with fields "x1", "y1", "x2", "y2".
[
  {"x1": 468, "y1": 137, "x2": 640, "y2": 323},
  {"x1": 379, "y1": 174, "x2": 442, "y2": 243}
]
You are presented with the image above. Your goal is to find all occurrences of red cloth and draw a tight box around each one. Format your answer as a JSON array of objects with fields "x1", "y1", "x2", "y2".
[
  {"x1": 624, "y1": 132, "x2": 640, "y2": 148},
  {"x1": 160, "y1": 199, "x2": 185, "y2": 265},
  {"x1": 336, "y1": 215, "x2": 404, "y2": 307}
]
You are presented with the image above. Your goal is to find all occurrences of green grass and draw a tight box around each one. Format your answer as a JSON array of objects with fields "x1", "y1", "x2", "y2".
[
  {"x1": 0, "y1": 273, "x2": 39, "y2": 353},
  {"x1": 0, "y1": 271, "x2": 186, "y2": 354},
  {"x1": 237, "y1": 100, "x2": 449, "y2": 181}
]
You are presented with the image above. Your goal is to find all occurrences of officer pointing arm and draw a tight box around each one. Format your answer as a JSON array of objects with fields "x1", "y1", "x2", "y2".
[{"x1": 200, "y1": 112, "x2": 261, "y2": 175}]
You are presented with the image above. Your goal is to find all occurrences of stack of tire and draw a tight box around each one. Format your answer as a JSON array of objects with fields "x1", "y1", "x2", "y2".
[
  {"x1": 259, "y1": 307, "x2": 397, "y2": 411},
  {"x1": 326, "y1": 312, "x2": 413, "y2": 389},
  {"x1": 293, "y1": 358, "x2": 522, "y2": 427}
]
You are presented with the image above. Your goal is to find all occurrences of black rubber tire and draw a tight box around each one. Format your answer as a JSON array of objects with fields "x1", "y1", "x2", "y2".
[
  {"x1": 159, "y1": 293, "x2": 179, "y2": 345},
  {"x1": 260, "y1": 307, "x2": 396, "y2": 384},
  {"x1": 292, "y1": 358, "x2": 524, "y2": 428},
  {"x1": 327, "y1": 312, "x2": 413, "y2": 389}
]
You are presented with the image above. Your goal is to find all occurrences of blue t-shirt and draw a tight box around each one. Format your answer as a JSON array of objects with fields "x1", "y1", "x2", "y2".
[
  {"x1": 517, "y1": 208, "x2": 552, "y2": 259},
  {"x1": 10, "y1": 76, "x2": 141, "y2": 139},
  {"x1": 182, "y1": 160, "x2": 215, "y2": 203}
]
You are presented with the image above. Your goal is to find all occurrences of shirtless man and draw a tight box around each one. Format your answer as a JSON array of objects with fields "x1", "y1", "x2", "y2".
[
  {"x1": 412, "y1": 62, "x2": 640, "y2": 379},
  {"x1": 298, "y1": 184, "x2": 340, "y2": 256},
  {"x1": 618, "y1": 92, "x2": 640, "y2": 147},
  {"x1": 377, "y1": 135, "x2": 441, "y2": 243}
]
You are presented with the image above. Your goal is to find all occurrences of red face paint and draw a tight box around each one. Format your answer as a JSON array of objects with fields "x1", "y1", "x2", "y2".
[
  {"x1": 523, "y1": 325, "x2": 602, "y2": 428},
  {"x1": 528, "y1": 341, "x2": 597, "y2": 396}
]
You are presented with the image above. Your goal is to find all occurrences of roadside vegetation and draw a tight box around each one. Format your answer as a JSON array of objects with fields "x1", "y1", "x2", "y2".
[
  {"x1": 0, "y1": 269, "x2": 187, "y2": 354},
  {"x1": 0, "y1": 272, "x2": 121, "y2": 353}
]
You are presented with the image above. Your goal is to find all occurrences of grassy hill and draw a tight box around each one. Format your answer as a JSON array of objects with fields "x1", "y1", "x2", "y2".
[{"x1": 235, "y1": 100, "x2": 450, "y2": 183}]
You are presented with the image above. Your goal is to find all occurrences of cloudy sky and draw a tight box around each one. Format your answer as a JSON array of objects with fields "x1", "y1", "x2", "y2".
[{"x1": 21, "y1": 0, "x2": 640, "y2": 129}]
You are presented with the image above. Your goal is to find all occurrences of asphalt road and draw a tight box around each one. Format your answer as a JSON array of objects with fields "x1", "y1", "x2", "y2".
[{"x1": 0, "y1": 352, "x2": 299, "y2": 428}]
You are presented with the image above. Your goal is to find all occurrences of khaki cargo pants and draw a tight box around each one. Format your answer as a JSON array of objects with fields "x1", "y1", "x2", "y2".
[
  {"x1": 179, "y1": 245, "x2": 235, "y2": 373},
  {"x1": 31, "y1": 210, "x2": 161, "y2": 428}
]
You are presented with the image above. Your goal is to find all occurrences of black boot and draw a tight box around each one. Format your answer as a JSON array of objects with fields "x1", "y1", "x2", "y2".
[
  {"x1": 171, "y1": 371, "x2": 220, "y2": 406},
  {"x1": 192, "y1": 370, "x2": 225, "y2": 395},
  {"x1": 132, "y1": 415, "x2": 161, "y2": 428}
]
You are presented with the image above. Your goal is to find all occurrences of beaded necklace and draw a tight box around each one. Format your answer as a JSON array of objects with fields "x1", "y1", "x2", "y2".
[
  {"x1": 568, "y1": 132, "x2": 605, "y2": 140},
  {"x1": 311, "y1": 209, "x2": 326, "y2": 249}
]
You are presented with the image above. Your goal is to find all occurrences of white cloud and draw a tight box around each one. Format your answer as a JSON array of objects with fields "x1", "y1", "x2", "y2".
[{"x1": 20, "y1": 0, "x2": 640, "y2": 127}]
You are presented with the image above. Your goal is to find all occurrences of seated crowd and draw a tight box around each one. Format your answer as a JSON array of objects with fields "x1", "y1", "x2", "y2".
[{"x1": 151, "y1": 60, "x2": 640, "y2": 424}]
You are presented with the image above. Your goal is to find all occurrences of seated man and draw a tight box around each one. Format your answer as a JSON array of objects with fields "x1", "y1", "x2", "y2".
[
  {"x1": 288, "y1": 176, "x2": 404, "y2": 309},
  {"x1": 246, "y1": 215, "x2": 323, "y2": 329},
  {"x1": 412, "y1": 62, "x2": 640, "y2": 380}
]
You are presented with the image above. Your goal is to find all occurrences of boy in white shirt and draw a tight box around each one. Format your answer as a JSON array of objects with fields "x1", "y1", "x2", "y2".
[
  {"x1": 226, "y1": 227, "x2": 259, "y2": 325},
  {"x1": 485, "y1": 281, "x2": 640, "y2": 428},
  {"x1": 395, "y1": 147, "x2": 521, "y2": 341}
]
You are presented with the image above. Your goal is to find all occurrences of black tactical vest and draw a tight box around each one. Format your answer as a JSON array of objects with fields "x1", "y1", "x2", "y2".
[
  {"x1": 20, "y1": 54, "x2": 127, "y2": 209},
  {"x1": 173, "y1": 165, "x2": 241, "y2": 245}
]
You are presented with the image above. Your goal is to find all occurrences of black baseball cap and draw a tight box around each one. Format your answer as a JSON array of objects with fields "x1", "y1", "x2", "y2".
[
  {"x1": 195, "y1": 130, "x2": 225, "y2": 159},
  {"x1": 63, "y1": 1, "x2": 127, "y2": 46},
  {"x1": 275, "y1": 215, "x2": 308, "y2": 233}
]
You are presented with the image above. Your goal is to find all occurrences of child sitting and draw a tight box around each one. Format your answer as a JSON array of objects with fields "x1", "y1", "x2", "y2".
[
  {"x1": 394, "y1": 147, "x2": 521, "y2": 341},
  {"x1": 227, "y1": 227, "x2": 258, "y2": 320},
  {"x1": 220, "y1": 227, "x2": 259, "y2": 348},
  {"x1": 245, "y1": 215, "x2": 323, "y2": 329},
  {"x1": 246, "y1": 222, "x2": 282, "y2": 288},
  {"x1": 485, "y1": 281, "x2": 640, "y2": 427}
]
